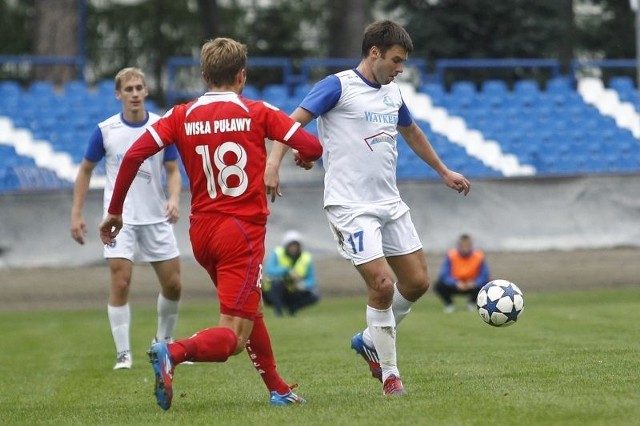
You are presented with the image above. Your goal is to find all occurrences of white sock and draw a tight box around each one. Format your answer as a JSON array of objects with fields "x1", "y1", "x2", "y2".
[
  {"x1": 108, "y1": 304, "x2": 130, "y2": 355},
  {"x1": 363, "y1": 283, "x2": 414, "y2": 347},
  {"x1": 366, "y1": 305, "x2": 399, "y2": 382},
  {"x1": 156, "y1": 294, "x2": 179, "y2": 342},
  {"x1": 391, "y1": 283, "x2": 414, "y2": 325}
]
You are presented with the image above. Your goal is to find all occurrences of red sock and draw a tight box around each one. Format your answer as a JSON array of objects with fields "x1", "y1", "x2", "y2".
[
  {"x1": 169, "y1": 327, "x2": 237, "y2": 364},
  {"x1": 245, "y1": 314, "x2": 290, "y2": 394}
]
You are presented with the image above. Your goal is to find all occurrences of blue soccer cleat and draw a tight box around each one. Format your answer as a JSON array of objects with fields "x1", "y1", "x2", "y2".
[
  {"x1": 269, "y1": 385, "x2": 306, "y2": 406},
  {"x1": 351, "y1": 332, "x2": 382, "y2": 382},
  {"x1": 148, "y1": 342, "x2": 174, "y2": 411}
]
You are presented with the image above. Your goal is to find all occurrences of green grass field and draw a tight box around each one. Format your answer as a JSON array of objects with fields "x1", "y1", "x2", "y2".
[{"x1": 1, "y1": 288, "x2": 638, "y2": 425}]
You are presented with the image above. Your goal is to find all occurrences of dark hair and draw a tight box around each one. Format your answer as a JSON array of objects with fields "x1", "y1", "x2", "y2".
[
  {"x1": 361, "y1": 20, "x2": 413, "y2": 58},
  {"x1": 459, "y1": 234, "x2": 471, "y2": 241}
]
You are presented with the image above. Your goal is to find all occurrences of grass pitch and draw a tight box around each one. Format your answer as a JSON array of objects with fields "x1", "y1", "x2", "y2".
[{"x1": 1, "y1": 288, "x2": 638, "y2": 425}]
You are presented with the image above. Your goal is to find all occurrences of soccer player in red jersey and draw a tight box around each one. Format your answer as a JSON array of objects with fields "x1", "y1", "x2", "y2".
[{"x1": 98, "y1": 37, "x2": 322, "y2": 410}]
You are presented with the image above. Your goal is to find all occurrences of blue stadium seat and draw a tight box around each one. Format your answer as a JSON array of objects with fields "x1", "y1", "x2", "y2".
[
  {"x1": 609, "y1": 76, "x2": 635, "y2": 93},
  {"x1": 418, "y1": 82, "x2": 445, "y2": 102},
  {"x1": 451, "y1": 81, "x2": 476, "y2": 97},
  {"x1": 514, "y1": 79, "x2": 540, "y2": 95},
  {"x1": 481, "y1": 80, "x2": 508, "y2": 96},
  {"x1": 0, "y1": 80, "x2": 22, "y2": 98},
  {"x1": 97, "y1": 79, "x2": 114, "y2": 96},
  {"x1": 29, "y1": 81, "x2": 56, "y2": 97},
  {"x1": 546, "y1": 76, "x2": 572, "y2": 93},
  {"x1": 262, "y1": 84, "x2": 289, "y2": 104},
  {"x1": 241, "y1": 84, "x2": 261, "y2": 100}
]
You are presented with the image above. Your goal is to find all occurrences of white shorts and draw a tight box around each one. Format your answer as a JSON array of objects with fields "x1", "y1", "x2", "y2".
[
  {"x1": 325, "y1": 201, "x2": 423, "y2": 266},
  {"x1": 104, "y1": 221, "x2": 180, "y2": 263}
]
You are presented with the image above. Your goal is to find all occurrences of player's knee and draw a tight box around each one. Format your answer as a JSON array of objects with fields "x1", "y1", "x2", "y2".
[
  {"x1": 233, "y1": 334, "x2": 249, "y2": 355},
  {"x1": 111, "y1": 277, "x2": 131, "y2": 295},
  {"x1": 367, "y1": 273, "x2": 395, "y2": 305},
  {"x1": 162, "y1": 275, "x2": 182, "y2": 299}
]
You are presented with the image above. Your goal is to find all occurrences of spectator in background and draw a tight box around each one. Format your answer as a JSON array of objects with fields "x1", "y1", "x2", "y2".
[
  {"x1": 434, "y1": 234, "x2": 490, "y2": 314},
  {"x1": 263, "y1": 230, "x2": 319, "y2": 316}
]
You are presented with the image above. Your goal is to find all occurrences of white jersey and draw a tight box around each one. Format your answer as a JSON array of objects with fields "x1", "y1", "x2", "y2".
[
  {"x1": 300, "y1": 69, "x2": 413, "y2": 207},
  {"x1": 84, "y1": 112, "x2": 179, "y2": 225}
]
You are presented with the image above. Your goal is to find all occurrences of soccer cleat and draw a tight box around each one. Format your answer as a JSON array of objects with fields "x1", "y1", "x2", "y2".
[
  {"x1": 113, "y1": 351, "x2": 132, "y2": 370},
  {"x1": 350, "y1": 332, "x2": 382, "y2": 382},
  {"x1": 269, "y1": 385, "x2": 306, "y2": 406},
  {"x1": 443, "y1": 304, "x2": 455, "y2": 314},
  {"x1": 382, "y1": 375, "x2": 406, "y2": 397},
  {"x1": 148, "y1": 342, "x2": 174, "y2": 410}
]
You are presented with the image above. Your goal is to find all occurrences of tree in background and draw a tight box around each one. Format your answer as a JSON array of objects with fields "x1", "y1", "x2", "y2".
[
  {"x1": 328, "y1": 0, "x2": 370, "y2": 58},
  {"x1": 378, "y1": 0, "x2": 573, "y2": 84},
  {"x1": 0, "y1": 0, "x2": 637, "y2": 94}
]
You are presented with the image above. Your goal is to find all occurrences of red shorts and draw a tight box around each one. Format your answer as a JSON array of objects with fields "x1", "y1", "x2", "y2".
[{"x1": 189, "y1": 213, "x2": 266, "y2": 320}]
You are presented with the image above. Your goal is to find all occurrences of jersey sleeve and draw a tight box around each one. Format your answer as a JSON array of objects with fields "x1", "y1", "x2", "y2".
[
  {"x1": 84, "y1": 126, "x2": 105, "y2": 162},
  {"x1": 264, "y1": 105, "x2": 323, "y2": 162},
  {"x1": 163, "y1": 143, "x2": 179, "y2": 162},
  {"x1": 299, "y1": 74, "x2": 342, "y2": 117},
  {"x1": 148, "y1": 107, "x2": 180, "y2": 149},
  {"x1": 398, "y1": 100, "x2": 413, "y2": 127}
]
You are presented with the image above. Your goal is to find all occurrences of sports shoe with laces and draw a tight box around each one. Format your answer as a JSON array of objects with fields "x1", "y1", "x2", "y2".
[
  {"x1": 113, "y1": 351, "x2": 132, "y2": 370},
  {"x1": 350, "y1": 332, "x2": 382, "y2": 382},
  {"x1": 269, "y1": 385, "x2": 306, "y2": 406},
  {"x1": 382, "y1": 374, "x2": 406, "y2": 396},
  {"x1": 148, "y1": 342, "x2": 174, "y2": 410}
]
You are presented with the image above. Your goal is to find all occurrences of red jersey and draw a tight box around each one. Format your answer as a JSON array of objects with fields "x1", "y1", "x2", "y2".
[{"x1": 108, "y1": 92, "x2": 322, "y2": 224}]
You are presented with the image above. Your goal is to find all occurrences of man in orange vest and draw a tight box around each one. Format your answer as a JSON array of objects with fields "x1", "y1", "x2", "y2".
[
  {"x1": 434, "y1": 234, "x2": 490, "y2": 313},
  {"x1": 263, "y1": 230, "x2": 319, "y2": 316}
]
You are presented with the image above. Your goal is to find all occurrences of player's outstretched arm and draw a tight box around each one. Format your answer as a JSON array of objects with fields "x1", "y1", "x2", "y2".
[
  {"x1": 70, "y1": 159, "x2": 97, "y2": 245},
  {"x1": 398, "y1": 122, "x2": 470, "y2": 195}
]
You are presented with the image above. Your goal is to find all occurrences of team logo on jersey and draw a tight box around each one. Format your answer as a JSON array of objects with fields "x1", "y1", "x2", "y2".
[
  {"x1": 363, "y1": 131, "x2": 396, "y2": 151},
  {"x1": 382, "y1": 95, "x2": 396, "y2": 108}
]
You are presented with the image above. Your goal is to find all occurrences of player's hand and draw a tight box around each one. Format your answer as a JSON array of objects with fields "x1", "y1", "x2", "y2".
[
  {"x1": 165, "y1": 201, "x2": 180, "y2": 224},
  {"x1": 70, "y1": 215, "x2": 87, "y2": 245},
  {"x1": 293, "y1": 149, "x2": 314, "y2": 170},
  {"x1": 99, "y1": 214, "x2": 123, "y2": 246},
  {"x1": 442, "y1": 169, "x2": 471, "y2": 195},
  {"x1": 264, "y1": 163, "x2": 282, "y2": 203}
]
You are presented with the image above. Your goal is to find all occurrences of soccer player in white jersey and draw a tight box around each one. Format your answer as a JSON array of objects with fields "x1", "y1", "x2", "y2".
[
  {"x1": 265, "y1": 20, "x2": 471, "y2": 396},
  {"x1": 71, "y1": 67, "x2": 183, "y2": 370}
]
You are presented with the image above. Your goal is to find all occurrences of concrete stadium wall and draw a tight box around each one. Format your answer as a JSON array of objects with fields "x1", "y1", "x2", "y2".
[{"x1": 0, "y1": 174, "x2": 639, "y2": 269}]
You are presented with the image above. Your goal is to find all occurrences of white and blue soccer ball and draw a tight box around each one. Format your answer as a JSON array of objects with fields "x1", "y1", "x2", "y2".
[{"x1": 476, "y1": 279, "x2": 524, "y2": 327}]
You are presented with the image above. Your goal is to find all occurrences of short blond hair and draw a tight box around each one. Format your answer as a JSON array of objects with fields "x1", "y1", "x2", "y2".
[
  {"x1": 114, "y1": 67, "x2": 146, "y2": 91},
  {"x1": 200, "y1": 38, "x2": 247, "y2": 87}
]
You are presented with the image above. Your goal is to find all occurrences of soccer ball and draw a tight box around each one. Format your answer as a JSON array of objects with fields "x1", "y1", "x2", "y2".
[{"x1": 476, "y1": 279, "x2": 524, "y2": 327}]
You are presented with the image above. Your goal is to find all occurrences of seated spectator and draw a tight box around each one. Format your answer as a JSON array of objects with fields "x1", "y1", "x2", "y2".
[
  {"x1": 263, "y1": 230, "x2": 319, "y2": 316},
  {"x1": 434, "y1": 234, "x2": 490, "y2": 314}
]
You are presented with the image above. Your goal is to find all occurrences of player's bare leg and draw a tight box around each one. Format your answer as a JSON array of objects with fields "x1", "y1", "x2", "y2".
[
  {"x1": 387, "y1": 248, "x2": 430, "y2": 317},
  {"x1": 353, "y1": 257, "x2": 405, "y2": 395},
  {"x1": 107, "y1": 258, "x2": 133, "y2": 369},
  {"x1": 151, "y1": 257, "x2": 181, "y2": 343}
]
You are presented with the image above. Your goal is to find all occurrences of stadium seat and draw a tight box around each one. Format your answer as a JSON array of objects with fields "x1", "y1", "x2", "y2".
[
  {"x1": 546, "y1": 76, "x2": 572, "y2": 93},
  {"x1": 242, "y1": 84, "x2": 261, "y2": 100},
  {"x1": 514, "y1": 79, "x2": 540, "y2": 95},
  {"x1": 262, "y1": 84, "x2": 289, "y2": 104},
  {"x1": 481, "y1": 80, "x2": 508, "y2": 96},
  {"x1": 609, "y1": 76, "x2": 635, "y2": 94},
  {"x1": 450, "y1": 81, "x2": 476, "y2": 97}
]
